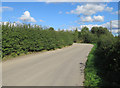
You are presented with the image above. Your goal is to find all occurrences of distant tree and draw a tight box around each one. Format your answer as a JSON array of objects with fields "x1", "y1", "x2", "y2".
[
  {"x1": 91, "y1": 27, "x2": 99, "y2": 34},
  {"x1": 80, "y1": 27, "x2": 92, "y2": 43},
  {"x1": 73, "y1": 28, "x2": 79, "y2": 43},
  {"x1": 81, "y1": 26, "x2": 89, "y2": 33},
  {"x1": 91, "y1": 27, "x2": 110, "y2": 37},
  {"x1": 49, "y1": 27, "x2": 54, "y2": 31}
]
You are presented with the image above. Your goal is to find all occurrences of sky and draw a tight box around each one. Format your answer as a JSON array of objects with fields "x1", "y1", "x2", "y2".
[
  {"x1": 2, "y1": 0, "x2": 120, "y2": 2},
  {"x1": 1, "y1": 1, "x2": 120, "y2": 36}
]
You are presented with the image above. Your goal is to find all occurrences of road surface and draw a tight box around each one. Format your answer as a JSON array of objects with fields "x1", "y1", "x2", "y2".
[{"x1": 2, "y1": 43, "x2": 93, "y2": 86}]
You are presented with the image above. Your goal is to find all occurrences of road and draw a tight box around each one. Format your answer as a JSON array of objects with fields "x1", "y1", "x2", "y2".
[{"x1": 2, "y1": 43, "x2": 93, "y2": 86}]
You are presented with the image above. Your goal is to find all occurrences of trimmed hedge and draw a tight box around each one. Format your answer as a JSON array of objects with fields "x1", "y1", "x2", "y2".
[{"x1": 2, "y1": 23, "x2": 74, "y2": 58}]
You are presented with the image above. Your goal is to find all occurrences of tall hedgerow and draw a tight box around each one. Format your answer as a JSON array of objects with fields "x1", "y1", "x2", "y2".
[{"x1": 2, "y1": 22, "x2": 74, "y2": 58}]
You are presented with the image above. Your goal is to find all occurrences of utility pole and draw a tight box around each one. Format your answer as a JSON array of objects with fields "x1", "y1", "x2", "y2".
[
  {"x1": 118, "y1": 20, "x2": 120, "y2": 37},
  {"x1": 110, "y1": 21, "x2": 112, "y2": 33}
]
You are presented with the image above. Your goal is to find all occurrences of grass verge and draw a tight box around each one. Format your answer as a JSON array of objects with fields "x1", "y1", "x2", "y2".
[{"x1": 84, "y1": 44, "x2": 102, "y2": 87}]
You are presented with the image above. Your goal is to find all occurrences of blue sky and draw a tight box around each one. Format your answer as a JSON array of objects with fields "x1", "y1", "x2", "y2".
[{"x1": 1, "y1": 2, "x2": 120, "y2": 35}]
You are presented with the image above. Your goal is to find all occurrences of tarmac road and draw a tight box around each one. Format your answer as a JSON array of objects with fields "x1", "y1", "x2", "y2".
[{"x1": 2, "y1": 43, "x2": 93, "y2": 86}]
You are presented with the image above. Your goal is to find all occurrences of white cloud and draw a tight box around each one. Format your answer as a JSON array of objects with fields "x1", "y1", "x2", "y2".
[
  {"x1": 111, "y1": 29, "x2": 120, "y2": 34},
  {"x1": 40, "y1": 20, "x2": 45, "y2": 22},
  {"x1": 19, "y1": 11, "x2": 36, "y2": 23},
  {"x1": 66, "y1": 12, "x2": 69, "y2": 14},
  {"x1": 68, "y1": 24, "x2": 103, "y2": 31},
  {"x1": 36, "y1": 0, "x2": 115, "y2": 2},
  {"x1": 80, "y1": 24, "x2": 102, "y2": 30},
  {"x1": 59, "y1": 11, "x2": 62, "y2": 14},
  {"x1": 0, "y1": 21, "x2": 20, "y2": 26},
  {"x1": 102, "y1": 22, "x2": 110, "y2": 28},
  {"x1": 67, "y1": 4, "x2": 106, "y2": 16},
  {"x1": 0, "y1": 6, "x2": 13, "y2": 12},
  {"x1": 78, "y1": 15, "x2": 104, "y2": 22},
  {"x1": 102, "y1": 20, "x2": 119, "y2": 29},
  {"x1": 16, "y1": 21, "x2": 23, "y2": 24},
  {"x1": 93, "y1": 15, "x2": 104, "y2": 22},
  {"x1": 105, "y1": 7, "x2": 113, "y2": 12},
  {"x1": 3, "y1": 0, "x2": 119, "y2": 2},
  {"x1": 0, "y1": 21, "x2": 41, "y2": 28},
  {"x1": 68, "y1": 26, "x2": 81, "y2": 31},
  {"x1": 112, "y1": 10, "x2": 120, "y2": 15},
  {"x1": 81, "y1": 16, "x2": 93, "y2": 22},
  {"x1": 67, "y1": 3, "x2": 114, "y2": 16},
  {"x1": 2, "y1": 6, "x2": 13, "y2": 10},
  {"x1": 111, "y1": 20, "x2": 119, "y2": 28}
]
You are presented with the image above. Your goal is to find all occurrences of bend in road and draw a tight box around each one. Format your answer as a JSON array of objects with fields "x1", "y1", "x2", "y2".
[{"x1": 3, "y1": 43, "x2": 93, "y2": 86}]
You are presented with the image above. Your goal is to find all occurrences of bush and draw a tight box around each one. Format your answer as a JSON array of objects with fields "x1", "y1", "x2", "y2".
[
  {"x1": 2, "y1": 23, "x2": 74, "y2": 58},
  {"x1": 84, "y1": 26, "x2": 120, "y2": 87}
]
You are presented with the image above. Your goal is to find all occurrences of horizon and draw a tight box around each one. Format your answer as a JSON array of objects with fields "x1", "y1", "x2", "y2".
[{"x1": 1, "y1": 2, "x2": 120, "y2": 36}]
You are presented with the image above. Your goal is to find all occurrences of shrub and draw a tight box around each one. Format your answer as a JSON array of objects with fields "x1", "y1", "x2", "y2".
[{"x1": 2, "y1": 23, "x2": 74, "y2": 58}]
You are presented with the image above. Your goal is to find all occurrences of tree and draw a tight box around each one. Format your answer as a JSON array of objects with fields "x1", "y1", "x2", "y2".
[
  {"x1": 91, "y1": 27, "x2": 110, "y2": 37},
  {"x1": 81, "y1": 26, "x2": 89, "y2": 33},
  {"x1": 91, "y1": 27, "x2": 99, "y2": 34},
  {"x1": 73, "y1": 28, "x2": 79, "y2": 43},
  {"x1": 49, "y1": 27, "x2": 54, "y2": 31},
  {"x1": 80, "y1": 27, "x2": 92, "y2": 43}
]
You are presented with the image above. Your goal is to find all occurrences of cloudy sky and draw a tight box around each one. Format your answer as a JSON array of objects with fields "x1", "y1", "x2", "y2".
[{"x1": 1, "y1": 1, "x2": 120, "y2": 36}]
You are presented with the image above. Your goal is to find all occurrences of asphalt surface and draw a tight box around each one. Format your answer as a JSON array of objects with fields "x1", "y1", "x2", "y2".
[{"x1": 2, "y1": 43, "x2": 93, "y2": 86}]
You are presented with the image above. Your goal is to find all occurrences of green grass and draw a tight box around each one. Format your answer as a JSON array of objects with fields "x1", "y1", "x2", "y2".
[{"x1": 84, "y1": 44, "x2": 102, "y2": 87}]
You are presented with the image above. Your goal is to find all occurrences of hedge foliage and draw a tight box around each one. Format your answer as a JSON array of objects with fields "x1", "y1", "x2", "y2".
[
  {"x1": 95, "y1": 36, "x2": 120, "y2": 86},
  {"x1": 2, "y1": 23, "x2": 74, "y2": 58},
  {"x1": 81, "y1": 26, "x2": 120, "y2": 87},
  {"x1": 2, "y1": 22, "x2": 120, "y2": 86}
]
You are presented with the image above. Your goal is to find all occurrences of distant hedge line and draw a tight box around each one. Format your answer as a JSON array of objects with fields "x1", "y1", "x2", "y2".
[{"x1": 2, "y1": 23, "x2": 74, "y2": 58}]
